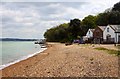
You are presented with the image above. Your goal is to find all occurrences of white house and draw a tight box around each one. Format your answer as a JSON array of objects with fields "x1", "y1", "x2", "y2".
[
  {"x1": 86, "y1": 29, "x2": 95, "y2": 38},
  {"x1": 103, "y1": 25, "x2": 120, "y2": 43},
  {"x1": 83, "y1": 29, "x2": 95, "y2": 42}
]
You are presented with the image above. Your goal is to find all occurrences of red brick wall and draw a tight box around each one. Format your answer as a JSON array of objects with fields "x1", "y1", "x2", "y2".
[{"x1": 93, "y1": 27, "x2": 103, "y2": 38}]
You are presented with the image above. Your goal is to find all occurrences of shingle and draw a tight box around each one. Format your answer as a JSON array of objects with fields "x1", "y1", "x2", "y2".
[
  {"x1": 110, "y1": 25, "x2": 120, "y2": 32},
  {"x1": 98, "y1": 26, "x2": 106, "y2": 31}
]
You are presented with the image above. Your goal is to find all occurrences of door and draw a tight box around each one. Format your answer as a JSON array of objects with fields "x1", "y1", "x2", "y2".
[
  {"x1": 118, "y1": 35, "x2": 120, "y2": 43},
  {"x1": 106, "y1": 34, "x2": 111, "y2": 43}
]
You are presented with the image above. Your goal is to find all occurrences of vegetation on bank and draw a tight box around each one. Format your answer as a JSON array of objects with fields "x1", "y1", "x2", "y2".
[
  {"x1": 95, "y1": 47, "x2": 120, "y2": 56},
  {"x1": 44, "y1": 2, "x2": 120, "y2": 43},
  {"x1": 117, "y1": 45, "x2": 120, "y2": 50}
]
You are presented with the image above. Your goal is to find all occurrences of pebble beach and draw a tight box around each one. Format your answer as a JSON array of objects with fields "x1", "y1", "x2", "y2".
[{"x1": 1, "y1": 43, "x2": 119, "y2": 77}]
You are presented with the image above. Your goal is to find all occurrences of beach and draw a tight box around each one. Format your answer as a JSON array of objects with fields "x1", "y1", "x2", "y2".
[{"x1": 1, "y1": 43, "x2": 119, "y2": 77}]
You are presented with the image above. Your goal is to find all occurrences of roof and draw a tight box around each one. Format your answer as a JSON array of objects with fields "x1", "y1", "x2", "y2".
[
  {"x1": 98, "y1": 26, "x2": 106, "y2": 31},
  {"x1": 109, "y1": 25, "x2": 120, "y2": 33},
  {"x1": 90, "y1": 29, "x2": 95, "y2": 33}
]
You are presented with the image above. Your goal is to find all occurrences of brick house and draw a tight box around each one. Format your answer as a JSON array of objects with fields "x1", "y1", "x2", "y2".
[{"x1": 93, "y1": 26, "x2": 106, "y2": 44}]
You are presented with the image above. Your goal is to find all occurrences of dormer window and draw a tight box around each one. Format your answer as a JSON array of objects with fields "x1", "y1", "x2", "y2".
[
  {"x1": 107, "y1": 28, "x2": 109, "y2": 32},
  {"x1": 89, "y1": 31, "x2": 90, "y2": 34}
]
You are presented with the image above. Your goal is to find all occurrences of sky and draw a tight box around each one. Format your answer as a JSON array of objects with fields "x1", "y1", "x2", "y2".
[{"x1": 0, "y1": 0, "x2": 120, "y2": 39}]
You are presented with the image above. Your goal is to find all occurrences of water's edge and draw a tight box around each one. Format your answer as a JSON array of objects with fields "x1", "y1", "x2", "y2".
[{"x1": 0, "y1": 48, "x2": 47, "y2": 70}]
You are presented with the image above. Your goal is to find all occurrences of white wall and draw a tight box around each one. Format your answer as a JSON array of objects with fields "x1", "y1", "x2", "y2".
[
  {"x1": 116, "y1": 33, "x2": 120, "y2": 43},
  {"x1": 103, "y1": 25, "x2": 115, "y2": 42},
  {"x1": 86, "y1": 29, "x2": 93, "y2": 38}
]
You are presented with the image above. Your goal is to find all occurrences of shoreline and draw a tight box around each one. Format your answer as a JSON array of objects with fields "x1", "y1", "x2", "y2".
[
  {"x1": 1, "y1": 43, "x2": 118, "y2": 77},
  {"x1": 0, "y1": 48, "x2": 47, "y2": 70}
]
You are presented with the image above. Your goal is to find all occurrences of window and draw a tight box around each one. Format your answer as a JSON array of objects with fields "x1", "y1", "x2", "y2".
[
  {"x1": 89, "y1": 31, "x2": 90, "y2": 34},
  {"x1": 107, "y1": 28, "x2": 109, "y2": 32},
  {"x1": 96, "y1": 32, "x2": 100, "y2": 36}
]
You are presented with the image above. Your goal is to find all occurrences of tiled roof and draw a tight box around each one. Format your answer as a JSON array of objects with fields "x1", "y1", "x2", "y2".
[
  {"x1": 109, "y1": 25, "x2": 120, "y2": 32},
  {"x1": 98, "y1": 26, "x2": 106, "y2": 31}
]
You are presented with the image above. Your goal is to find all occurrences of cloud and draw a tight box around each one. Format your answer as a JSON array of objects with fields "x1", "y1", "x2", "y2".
[{"x1": 0, "y1": 1, "x2": 119, "y2": 38}]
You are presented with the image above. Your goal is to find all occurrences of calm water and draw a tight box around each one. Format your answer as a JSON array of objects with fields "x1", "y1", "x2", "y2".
[{"x1": 0, "y1": 41, "x2": 46, "y2": 69}]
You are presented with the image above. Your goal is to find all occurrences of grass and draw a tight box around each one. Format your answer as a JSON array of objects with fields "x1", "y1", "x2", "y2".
[
  {"x1": 117, "y1": 45, "x2": 120, "y2": 49},
  {"x1": 81, "y1": 44, "x2": 92, "y2": 47},
  {"x1": 95, "y1": 47, "x2": 120, "y2": 56}
]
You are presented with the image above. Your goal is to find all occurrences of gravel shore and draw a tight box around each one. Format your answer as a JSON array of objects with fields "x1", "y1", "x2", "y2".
[{"x1": 1, "y1": 43, "x2": 119, "y2": 77}]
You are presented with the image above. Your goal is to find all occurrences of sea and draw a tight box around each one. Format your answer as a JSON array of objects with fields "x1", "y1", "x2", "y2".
[{"x1": 0, "y1": 41, "x2": 47, "y2": 70}]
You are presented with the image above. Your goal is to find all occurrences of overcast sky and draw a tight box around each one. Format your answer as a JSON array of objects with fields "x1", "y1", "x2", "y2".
[{"x1": 0, "y1": 0, "x2": 119, "y2": 39}]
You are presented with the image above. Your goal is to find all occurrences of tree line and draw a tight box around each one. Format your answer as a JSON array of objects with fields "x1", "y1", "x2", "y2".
[{"x1": 44, "y1": 2, "x2": 120, "y2": 43}]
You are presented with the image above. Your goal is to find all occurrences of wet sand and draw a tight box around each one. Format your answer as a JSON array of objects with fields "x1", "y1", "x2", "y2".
[{"x1": 1, "y1": 43, "x2": 119, "y2": 77}]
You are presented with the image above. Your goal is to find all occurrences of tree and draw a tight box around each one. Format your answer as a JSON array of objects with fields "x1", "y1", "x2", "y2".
[
  {"x1": 81, "y1": 15, "x2": 97, "y2": 36},
  {"x1": 109, "y1": 2, "x2": 120, "y2": 24},
  {"x1": 68, "y1": 18, "x2": 81, "y2": 39},
  {"x1": 112, "y1": 1, "x2": 120, "y2": 12},
  {"x1": 108, "y1": 11, "x2": 120, "y2": 25},
  {"x1": 96, "y1": 2, "x2": 120, "y2": 25},
  {"x1": 96, "y1": 13, "x2": 109, "y2": 26},
  {"x1": 44, "y1": 23, "x2": 69, "y2": 42}
]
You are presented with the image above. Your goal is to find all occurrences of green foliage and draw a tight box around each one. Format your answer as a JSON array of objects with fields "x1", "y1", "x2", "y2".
[
  {"x1": 109, "y1": 1, "x2": 120, "y2": 25},
  {"x1": 44, "y1": 19, "x2": 82, "y2": 42},
  {"x1": 44, "y1": 23, "x2": 69, "y2": 42},
  {"x1": 68, "y1": 18, "x2": 81, "y2": 39},
  {"x1": 117, "y1": 45, "x2": 120, "y2": 48},
  {"x1": 108, "y1": 11, "x2": 120, "y2": 24},
  {"x1": 82, "y1": 15, "x2": 97, "y2": 28},
  {"x1": 95, "y1": 47, "x2": 120, "y2": 56},
  {"x1": 95, "y1": 47, "x2": 108, "y2": 50},
  {"x1": 96, "y1": 11, "x2": 120, "y2": 26},
  {"x1": 96, "y1": 2, "x2": 120, "y2": 26},
  {"x1": 81, "y1": 15, "x2": 97, "y2": 35},
  {"x1": 96, "y1": 13, "x2": 109, "y2": 26},
  {"x1": 112, "y1": 1, "x2": 120, "y2": 12}
]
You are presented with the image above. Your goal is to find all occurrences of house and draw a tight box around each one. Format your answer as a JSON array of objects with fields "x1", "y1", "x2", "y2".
[
  {"x1": 83, "y1": 29, "x2": 95, "y2": 43},
  {"x1": 86, "y1": 29, "x2": 95, "y2": 38},
  {"x1": 103, "y1": 25, "x2": 120, "y2": 43},
  {"x1": 93, "y1": 26, "x2": 106, "y2": 44}
]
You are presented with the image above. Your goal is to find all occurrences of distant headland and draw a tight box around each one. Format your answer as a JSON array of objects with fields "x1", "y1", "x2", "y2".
[{"x1": 0, "y1": 38, "x2": 38, "y2": 41}]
